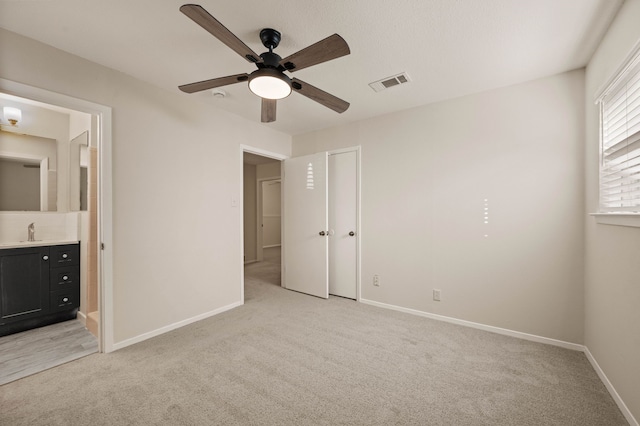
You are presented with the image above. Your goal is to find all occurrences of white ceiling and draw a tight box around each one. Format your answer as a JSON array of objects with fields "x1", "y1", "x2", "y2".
[{"x1": 0, "y1": 0, "x2": 623, "y2": 136}]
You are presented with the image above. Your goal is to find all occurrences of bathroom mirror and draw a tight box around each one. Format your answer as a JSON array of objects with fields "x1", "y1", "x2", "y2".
[
  {"x1": 0, "y1": 131, "x2": 57, "y2": 211},
  {"x1": 0, "y1": 93, "x2": 92, "y2": 212},
  {"x1": 69, "y1": 131, "x2": 89, "y2": 212}
]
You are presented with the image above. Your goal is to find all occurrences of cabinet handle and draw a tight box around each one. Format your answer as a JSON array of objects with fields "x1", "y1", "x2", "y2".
[
  {"x1": 43, "y1": 255, "x2": 49, "y2": 261},
  {"x1": 62, "y1": 253, "x2": 68, "y2": 259},
  {"x1": 63, "y1": 275, "x2": 68, "y2": 281}
]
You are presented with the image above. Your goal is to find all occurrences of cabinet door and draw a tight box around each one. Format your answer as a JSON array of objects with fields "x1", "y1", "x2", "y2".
[{"x1": 0, "y1": 246, "x2": 50, "y2": 323}]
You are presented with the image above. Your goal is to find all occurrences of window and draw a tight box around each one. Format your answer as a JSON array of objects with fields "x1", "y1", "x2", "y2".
[{"x1": 598, "y1": 48, "x2": 640, "y2": 213}]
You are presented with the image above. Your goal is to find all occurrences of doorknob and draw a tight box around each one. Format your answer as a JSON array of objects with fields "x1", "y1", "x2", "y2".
[
  {"x1": 349, "y1": 231, "x2": 355, "y2": 236},
  {"x1": 319, "y1": 231, "x2": 326, "y2": 236}
]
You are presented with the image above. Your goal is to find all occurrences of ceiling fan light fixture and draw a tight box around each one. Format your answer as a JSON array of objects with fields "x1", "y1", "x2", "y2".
[
  {"x1": 248, "y1": 68, "x2": 292, "y2": 100},
  {"x1": 178, "y1": 4, "x2": 351, "y2": 122}
]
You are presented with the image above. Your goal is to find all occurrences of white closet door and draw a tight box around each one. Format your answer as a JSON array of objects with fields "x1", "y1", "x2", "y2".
[
  {"x1": 283, "y1": 152, "x2": 329, "y2": 298},
  {"x1": 329, "y1": 151, "x2": 357, "y2": 299}
]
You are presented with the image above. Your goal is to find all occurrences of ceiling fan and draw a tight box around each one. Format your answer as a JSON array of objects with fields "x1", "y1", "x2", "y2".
[{"x1": 178, "y1": 4, "x2": 351, "y2": 123}]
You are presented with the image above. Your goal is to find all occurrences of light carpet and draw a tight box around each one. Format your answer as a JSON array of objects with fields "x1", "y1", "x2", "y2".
[{"x1": 0, "y1": 249, "x2": 627, "y2": 425}]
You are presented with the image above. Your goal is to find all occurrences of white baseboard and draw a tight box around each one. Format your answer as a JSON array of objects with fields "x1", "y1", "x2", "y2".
[
  {"x1": 262, "y1": 244, "x2": 281, "y2": 249},
  {"x1": 111, "y1": 300, "x2": 243, "y2": 351},
  {"x1": 359, "y1": 298, "x2": 584, "y2": 351},
  {"x1": 584, "y1": 347, "x2": 638, "y2": 426},
  {"x1": 105, "y1": 294, "x2": 636, "y2": 424},
  {"x1": 76, "y1": 310, "x2": 87, "y2": 326},
  {"x1": 360, "y1": 298, "x2": 638, "y2": 424},
  {"x1": 244, "y1": 259, "x2": 258, "y2": 265}
]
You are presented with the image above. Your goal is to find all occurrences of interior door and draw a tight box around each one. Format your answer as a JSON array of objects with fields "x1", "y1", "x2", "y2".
[
  {"x1": 329, "y1": 151, "x2": 357, "y2": 299},
  {"x1": 283, "y1": 152, "x2": 329, "y2": 298}
]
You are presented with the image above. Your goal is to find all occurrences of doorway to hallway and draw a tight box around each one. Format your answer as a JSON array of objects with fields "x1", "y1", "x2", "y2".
[{"x1": 242, "y1": 149, "x2": 283, "y2": 298}]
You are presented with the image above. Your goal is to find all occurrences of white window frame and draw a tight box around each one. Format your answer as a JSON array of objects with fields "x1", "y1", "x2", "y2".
[{"x1": 593, "y1": 39, "x2": 640, "y2": 228}]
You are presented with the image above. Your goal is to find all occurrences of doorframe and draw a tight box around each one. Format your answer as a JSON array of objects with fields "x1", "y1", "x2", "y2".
[
  {"x1": 327, "y1": 146, "x2": 362, "y2": 301},
  {"x1": 0, "y1": 78, "x2": 114, "y2": 352},
  {"x1": 240, "y1": 145, "x2": 288, "y2": 303},
  {"x1": 256, "y1": 177, "x2": 281, "y2": 262}
]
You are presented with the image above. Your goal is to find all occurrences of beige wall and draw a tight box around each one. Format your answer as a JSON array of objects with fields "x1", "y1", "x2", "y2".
[
  {"x1": 0, "y1": 28, "x2": 292, "y2": 344},
  {"x1": 243, "y1": 163, "x2": 257, "y2": 263},
  {"x1": 256, "y1": 161, "x2": 281, "y2": 180},
  {"x1": 0, "y1": 158, "x2": 40, "y2": 210},
  {"x1": 262, "y1": 180, "x2": 281, "y2": 247},
  {"x1": 294, "y1": 70, "x2": 585, "y2": 344},
  {"x1": 584, "y1": 0, "x2": 640, "y2": 421}
]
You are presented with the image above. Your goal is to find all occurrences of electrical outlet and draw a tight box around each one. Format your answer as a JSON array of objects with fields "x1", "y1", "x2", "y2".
[
  {"x1": 433, "y1": 289, "x2": 441, "y2": 302},
  {"x1": 373, "y1": 274, "x2": 380, "y2": 286}
]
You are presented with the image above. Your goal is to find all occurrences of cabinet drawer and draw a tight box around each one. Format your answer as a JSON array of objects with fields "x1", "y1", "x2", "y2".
[
  {"x1": 50, "y1": 288, "x2": 80, "y2": 313},
  {"x1": 49, "y1": 244, "x2": 80, "y2": 267},
  {"x1": 49, "y1": 268, "x2": 79, "y2": 291}
]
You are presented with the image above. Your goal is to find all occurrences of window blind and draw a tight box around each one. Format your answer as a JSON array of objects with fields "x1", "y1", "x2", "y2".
[{"x1": 600, "y1": 52, "x2": 640, "y2": 213}]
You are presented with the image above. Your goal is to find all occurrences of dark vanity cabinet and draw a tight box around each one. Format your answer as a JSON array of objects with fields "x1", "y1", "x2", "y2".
[
  {"x1": 0, "y1": 243, "x2": 80, "y2": 337},
  {"x1": 0, "y1": 246, "x2": 50, "y2": 323},
  {"x1": 48, "y1": 244, "x2": 81, "y2": 312}
]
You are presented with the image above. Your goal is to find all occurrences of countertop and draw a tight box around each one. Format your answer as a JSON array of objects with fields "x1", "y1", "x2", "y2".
[{"x1": 0, "y1": 240, "x2": 79, "y2": 250}]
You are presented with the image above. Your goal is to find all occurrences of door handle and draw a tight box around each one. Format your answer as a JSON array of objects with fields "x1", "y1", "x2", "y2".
[
  {"x1": 319, "y1": 231, "x2": 326, "y2": 236},
  {"x1": 349, "y1": 231, "x2": 355, "y2": 236}
]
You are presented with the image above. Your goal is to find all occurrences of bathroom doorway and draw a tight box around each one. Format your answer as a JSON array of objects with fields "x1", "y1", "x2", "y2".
[{"x1": 0, "y1": 79, "x2": 113, "y2": 371}]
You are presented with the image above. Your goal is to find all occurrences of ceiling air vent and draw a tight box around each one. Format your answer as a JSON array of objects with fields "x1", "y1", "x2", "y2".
[{"x1": 369, "y1": 72, "x2": 411, "y2": 92}]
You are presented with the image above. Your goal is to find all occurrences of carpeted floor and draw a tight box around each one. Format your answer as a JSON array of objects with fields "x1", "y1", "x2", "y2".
[{"x1": 0, "y1": 247, "x2": 628, "y2": 425}]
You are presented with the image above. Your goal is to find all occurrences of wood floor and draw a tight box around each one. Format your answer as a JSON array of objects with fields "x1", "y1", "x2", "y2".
[{"x1": 0, "y1": 319, "x2": 98, "y2": 385}]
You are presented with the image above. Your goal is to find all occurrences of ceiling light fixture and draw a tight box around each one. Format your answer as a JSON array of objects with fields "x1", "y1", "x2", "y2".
[
  {"x1": 248, "y1": 68, "x2": 292, "y2": 100},
  {"x1": 3, "y1": 107, "x2": 22, "y2": 126}
]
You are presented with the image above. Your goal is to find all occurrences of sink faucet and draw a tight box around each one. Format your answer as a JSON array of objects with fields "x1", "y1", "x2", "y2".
[{"x1": 28, "y1": 223, "x2": 35, "y2": 242}]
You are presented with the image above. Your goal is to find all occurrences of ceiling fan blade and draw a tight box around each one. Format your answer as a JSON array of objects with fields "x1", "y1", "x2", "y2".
[
  {"x1": 261, "y1": 98, "x2": 277, "y2": 123},
  {"x1": 280, "y1": 34, "x2": 350, "y2": 72},
  {"x1": 291, "y1": 78, "x2": 349, "y2": 113},
  {"x1": 179, "y1": 73, "x2": 249, "y2": 93},
  {"x1": 180, "y1": 4, "x2": 261, "y2": 63}
]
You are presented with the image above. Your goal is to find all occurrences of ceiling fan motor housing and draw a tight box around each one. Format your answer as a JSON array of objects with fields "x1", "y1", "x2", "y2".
[
  {"x1": 260, "y1": 51, "x2": 282, "y2": 68},
  {"x1": 260, "y1": 28, "x2": 281, "y2": 50}
]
